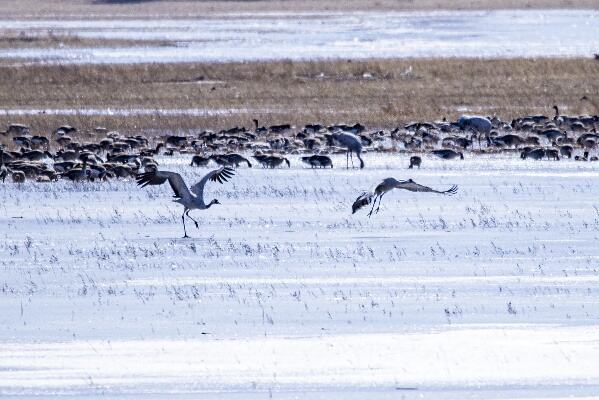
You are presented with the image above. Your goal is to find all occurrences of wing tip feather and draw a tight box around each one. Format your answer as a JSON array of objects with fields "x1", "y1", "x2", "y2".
[
  {"x1": 352, "y1": 191, "x2": 373, "y2": 214},
  {"x1": 445, "y1": 184, "x2": 458, "y2": 195}
]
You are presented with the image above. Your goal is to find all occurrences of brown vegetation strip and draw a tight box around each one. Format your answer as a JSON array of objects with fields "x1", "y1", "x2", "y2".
[
  {"x1": 0, "y1": 58, "x2": 597, "y2": 135},
  {"x1": 0, "y1": 31, "x2": 175, "y2": 49},
  {"x1": 1, "y1": 0, "x2": 598, "y2": 18}
]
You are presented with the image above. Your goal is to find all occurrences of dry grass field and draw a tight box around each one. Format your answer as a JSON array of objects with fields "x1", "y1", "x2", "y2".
[
  {"x1": 0, "y1": 58, "x2": 597, "y2": 135},
  {"x1": 0, "y1": 31, "x2": 174, "y2": 49},
  {"x1": 0, "y1": 0, "x2": 597, "y2": 17}
]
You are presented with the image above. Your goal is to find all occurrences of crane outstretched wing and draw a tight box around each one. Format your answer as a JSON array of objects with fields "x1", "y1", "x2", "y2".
[
  {"x1": 396, "y1": 179, "x2": 458, "y2": 195},
  {"x1": 190, "y1": 166, "x2": 235, "y2": 200},
  {"x1": 352, "y1": 191, "x2": 374, "y2": 214},
  {"x1": 136, "y1": 170, "x2": 190, "y2": 199}
]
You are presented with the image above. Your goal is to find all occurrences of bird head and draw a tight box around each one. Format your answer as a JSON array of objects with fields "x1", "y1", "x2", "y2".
[{"x1": 210, "y1": 199, "x2": 221, "y2": 206}]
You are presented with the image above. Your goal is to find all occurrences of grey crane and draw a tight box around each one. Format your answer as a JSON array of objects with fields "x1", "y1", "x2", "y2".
[
  {"x1": 457, "y1": 115, "x2": 492, "y2": 134},
  {"x1": 332, "y1": 131, "x2": 364, "y2": 169},
  {"x1": 136, "y1": 166, "x2": 234, "y2": 238},
  {"x1": 457, "y1": 115, "x2": 492, "y2": 148},
  {"x1": 352, "y1": 178, "x2": 458, "y2": 217}
]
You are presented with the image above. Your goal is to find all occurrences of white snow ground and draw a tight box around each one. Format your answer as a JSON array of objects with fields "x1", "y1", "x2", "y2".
[
  {"x1": 2, "y1": 153, "x2": 599, "y2": 398},
  {"x1": 0, "y1": 10, "x2": 597, "y2": 63}
]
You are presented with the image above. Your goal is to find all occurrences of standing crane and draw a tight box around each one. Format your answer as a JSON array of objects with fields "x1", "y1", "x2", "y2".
[
  {"x1": 331, "y1": 131, "x2": 364, "y2": 169},
  {"x1": 352, "y1": 178, "x2": 458, "y2": 217},
  {"x1": 136, "y1": 166, "x2": 235, "y2": 238},
  {"x1": 457, "y1": 115, "x2": 492, "y2": 148}
]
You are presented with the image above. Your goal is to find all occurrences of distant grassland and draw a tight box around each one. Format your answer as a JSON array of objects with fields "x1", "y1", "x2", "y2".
[
  {"x1": 0, "y1": 58, "x2": 597, "y2": 135},
  {"x1": 1, "y1": 0, "x2": 597, "y2": 17},
  {"x1": 0, "y1": 31, "x2": 174, "y2": 49}
]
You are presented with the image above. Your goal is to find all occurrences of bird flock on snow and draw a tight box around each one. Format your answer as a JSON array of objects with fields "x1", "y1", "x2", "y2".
[{"x1": 2, "y1": 105, "x2": 599, "y2": 236}]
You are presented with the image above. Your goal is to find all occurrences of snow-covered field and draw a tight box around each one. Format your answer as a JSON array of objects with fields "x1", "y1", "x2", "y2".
[
  {"x1": 0, "y1": 10, "x2": 597, "y2": 63},
  {"x1": 2, "y1": 153, "x2": 599, "y2": 398}
]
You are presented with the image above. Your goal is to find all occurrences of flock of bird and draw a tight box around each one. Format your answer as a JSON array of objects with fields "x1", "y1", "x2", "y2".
[{"x1": 1, "y1": 105, "x2": 598, "y2": 236}]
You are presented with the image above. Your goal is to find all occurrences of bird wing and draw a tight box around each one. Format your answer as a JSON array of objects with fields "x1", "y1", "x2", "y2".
[
  {"x1": 136, "y1": 170, "x2": 191, "y2": 199},
  {"x1": 395, "y1": 179, "x2": 458, "y2": 195},
  {"x1": 190, "y1": 166, "x2": 235, "y2": 201},
  {"x1": 352, "y1": 191, "x2": 374, "y2": 214}
]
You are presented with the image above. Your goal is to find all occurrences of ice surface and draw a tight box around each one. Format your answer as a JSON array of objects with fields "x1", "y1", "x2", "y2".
[
  {"x1": 1, "y1": 153, "x2": 599, "y2": 398},
  {"x1": 0, "y1": 10, "x2": 597, "y2": 63}
]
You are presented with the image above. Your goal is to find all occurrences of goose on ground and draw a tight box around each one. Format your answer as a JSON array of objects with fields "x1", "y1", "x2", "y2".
[
  {"x1": 545, "y1": 149, "x2": 560, "y2": 160},
  {"x1": 301, "y1": 155, "x2": 333, "y2": 168},
  {"x1": 539, "y1": 129, "x2": 563, "y2": 141},
  {"x1": 408, "y1": 156, "x2": 422, "y2": 169},
  {"x1": 560, "y1": 145, "x2": 573, "y2": 159},
  {"x1": 164, "y1": 135, "x2": 188, "y2": 148},
  {"x1": 20, "y1": 150, "x2": 53, "y2": 162},
  {"x1": 3, "y1": 124, "x2": 30, "y2": 136},
  {"x1": 253, "y1": 154, "x2": 290, "y2": 168},
  {"x1": 521, "y1": 148, "x2": 545, "y2": 160},
  {"x1": 211, "y1": 154, "x2": 252, "y2": 168},
  {"x1": 431, "y1": 149, "x2": 463, "y2": 160},
  {"x1": 190, "y1": 155, "x2": 211, "y2": 167},
  {"x1": 55, "y1": 125, "x2": 77, "y2": 136},
  {"x1": 493, "y1": 134, "x2": 524, "y2": 148},
  {"x1": 269, "y1": 124, "x2": 292, "y2": 133},
  {"x1": 31, "y1": 135, "x2": 50, "y2": 148},
  {"x1": 12, "y1": 171, "x2": 26, "y2": 183}
]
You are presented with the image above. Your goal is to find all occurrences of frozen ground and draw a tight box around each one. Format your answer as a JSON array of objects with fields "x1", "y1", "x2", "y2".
[
  {"x1": 0, "y1": 10, "x2": 597, "y2": 63},
  {"x1": 2, "y1": 153, "x2": 599, "y2": 398}
]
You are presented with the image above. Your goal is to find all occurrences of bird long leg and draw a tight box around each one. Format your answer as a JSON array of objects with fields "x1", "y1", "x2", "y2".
[
  {"x1": 346, "y1": 151, "x2": 350, "y2": 169},
  {"x1": 181, "y1": 211, "x2": 190, "y2": 238},
  {"x1": 349, "y1": 151, "x2": 355, "y2": 168},
  {"x1": 367, "y1": 194, "x2": 380, "y2": 217},
  {"x1": 357, "y1": 153, "x2": 364, "y2": 169},
  {"x1": 375, "y1": 192, "x2": 386, "y2": 214},
  {"x1": 185, "y1": 210, "x2": 199, "y2": 229}
]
